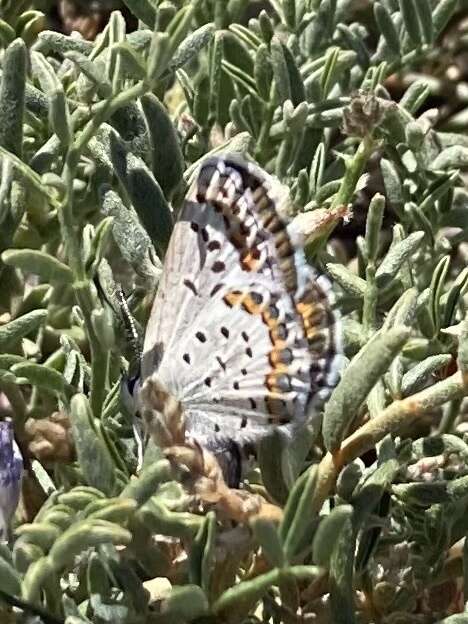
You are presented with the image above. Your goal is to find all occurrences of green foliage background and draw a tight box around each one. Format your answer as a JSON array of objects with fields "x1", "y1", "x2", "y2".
[{"x1": 1, "y1": 0, "x2": 468, "y2": 622}]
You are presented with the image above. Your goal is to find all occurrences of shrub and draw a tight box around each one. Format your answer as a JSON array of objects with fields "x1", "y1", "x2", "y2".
[{"x1": 1, "y1": 0, "x2": 468, "y2": 622}]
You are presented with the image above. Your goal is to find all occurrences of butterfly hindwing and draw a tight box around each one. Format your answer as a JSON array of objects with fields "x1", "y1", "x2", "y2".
[{"x1": 141, "y1": 155, "x2": 341, "y2": 444}]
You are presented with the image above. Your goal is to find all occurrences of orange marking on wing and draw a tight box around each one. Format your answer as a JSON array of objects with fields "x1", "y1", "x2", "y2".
[
  {"x1": 261, "y1": 308, "x2": 289, "y2": 369},
  {"x1": 266, "y1": 373, "x2": 277, "y2": 392},
  {"x1": 268, "y1": 349, "x2": 290, "y2": 368},
  {"x1": 241, "y1": 294, "x2": 262, "y2": 315},
  {"x1": 222, "y1": 290, "x2": 293, "y2": 421},
  {"x1": 224, "y1": 291, "x2": 244, "y2": 307},
  {"x1": 296, "y1": 301, "x2": 326, "y2": 340},
  {"x1": 266, "y1": 371, "x2": 291, "y2": 393}
]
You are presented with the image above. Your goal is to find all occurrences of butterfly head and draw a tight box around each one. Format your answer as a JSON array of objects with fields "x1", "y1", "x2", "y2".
[{"x1": 121, "y1": 372, "x2": 140, "y2": 414}]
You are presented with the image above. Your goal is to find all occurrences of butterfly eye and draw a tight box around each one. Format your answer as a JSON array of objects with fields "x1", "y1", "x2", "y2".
[{"x1": 121, "y1": 374, "x2": 140, "y2": 416}]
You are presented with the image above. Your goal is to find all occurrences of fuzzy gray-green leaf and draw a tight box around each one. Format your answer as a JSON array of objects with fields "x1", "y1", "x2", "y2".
[
  {"x1": 329, "y1": 510, "x2": 356, "y2": 624},
  {"x1": 70, "y1": 394, "x2": 118, "y2": 496},
  {"x1": 48, "y1": 519, "x2": 131, "y2": 571},
  {"x1": 67, "y1": 51, "x2": 112, "y2": 98},
  {"x1": 252, "y1": 518, "x2": 285, "y2": 568},
  {"x1": 100, "y1": 186, "x2": 156, "y2": 277},
  {"x1": 169, "y1": 23, "x2": 215, "y2": 73},
  {"x1": 271, "y1": 35, "x2": 291, "y2": 104},
  {"x1": 109, "y1": 130, "x2": 173, "y2": 258},
  {"x1": 323, "y1": 327, "x2": 410, "y2": 451},
  {"x1": 400, "y1": 80, "x2": 431, "y2": 114},
  {"x1": 383, "y1": 288, "x2": 418, "y2": 330},
  {"x1": 326, "y1": 263, "x2": 366, "y2": 298},
  {"x1": 402, "y1": 355, "x2": 453, "y2": 397},
  {"x1": 162, "y1": 585, "x2": 209, "y2": 619},
  {"x1": 415, "y1": 0, "x2": 434, "y2": 44},
  {"x1": 120, "y1": 459, "x2": 172, "y2": 506},
  {"x1": 443, "y1": 267, "x2": 468, "y2": 328},
  {"x1": 120, "y1": 0, "x2": 156, "y2": 28},
  {"x1": 208, "y1": 31, "x2": 224, "y2": 122},
  {"x1": 34, "y1": 30, "x2": 92, "y2": 55},
  {"x1": 430, "y1": 255, "x2": 450, "y2": 332},
  {"x1": 254, "y1": 43, "x2": 272, "y2": 102},
  {"x1": 0, "y1": 555, "x2": 22, "y2": 595},
  {"x1": 375, "y1": 231, "x2": 424, "y2": 287},
  {"x1": 11, "y1": 362, "x2": 69, "y2": 396},
  {"x1": 0, "y1": 38, "x2": 26, "y2": 158},
  {"x1": 365, "y1": 193, "x2": 385, "y2": 262},
  {"x1": 312, "y1": 504, "x2": 353, "y2": 568},
  {"x1": 2, "y1": 249, "x2": 74, "y2": 283},
  {"x1": 432, "y1": 0, "x2": 458, "y2": 37},
  {"x1": 49, "y1": 87, "x2": 72, "y2": 146},
  {"x1": 281, "y1": 464, "x2": 319, "y2": 560},
  {"x1": 141, "y1": 94, "x2": 184, "y2": 199},
  {"x1": 0, "y1": 309, "x2": 47, "y2": 350},
  {"x1": 399, "y1": 0, "x2": 422, "y2": 47},
  {"x1": 374, "y1": 4, "x2": 401, "y2": 57}
]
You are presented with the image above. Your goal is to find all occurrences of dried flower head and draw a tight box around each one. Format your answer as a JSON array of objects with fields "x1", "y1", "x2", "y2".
[{"x1": 342, "y1": 92, "x2": 384, "y2": 138}]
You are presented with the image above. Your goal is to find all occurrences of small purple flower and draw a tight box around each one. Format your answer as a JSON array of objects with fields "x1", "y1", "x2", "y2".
[{"x1": 0, "y1": 420, "x2": 23, "y2": 539}]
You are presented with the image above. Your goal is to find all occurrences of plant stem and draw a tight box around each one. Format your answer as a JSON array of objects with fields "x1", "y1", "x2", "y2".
[
  {"x1": 307, "y1": 134, "x2": 376, "y2": 258},
  {"x1": 330, "y1": 134, "x2": 375, "y2": 211},
  {"x1": 74, "y1": 283, "x2": 109, "y2": 419},
  {"x1": 256, "y1": 85, "x2": 276, "y2": 159},
  {"x1": 56, "y1": 81, "x2": 151, "y2": 417},
  {"x1": 311, "y1": 371, "x2": 467, "y2": 514}
]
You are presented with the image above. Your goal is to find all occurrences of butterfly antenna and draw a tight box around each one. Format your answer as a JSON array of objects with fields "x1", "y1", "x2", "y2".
[
  {"x1": 115, "y1": 285, "x2": 143, "y2": 371},
  {"x1": 114, "y1": 285, "x2": 147, "y2": 472}
]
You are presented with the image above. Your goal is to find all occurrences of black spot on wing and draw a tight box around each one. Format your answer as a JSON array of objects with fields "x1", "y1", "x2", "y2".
[
  {"x1": 196, "y1": 331, "x2": 207, "y2": 343},
  {"x1": 208, "y1": 240, "x2": 221, "y2": 251},
  {"x1": 212, "y1": 261, "x2": 226, "y2": 273},
  {"x1": 183, "y1": 279, "x2": 197, "y2": 295},
  {"x1": 211, "y1": 283, "x2": 223, "y2": 297}
]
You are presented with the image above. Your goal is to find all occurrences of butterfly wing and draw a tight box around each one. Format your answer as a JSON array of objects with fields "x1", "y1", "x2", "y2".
[{"x1": 141, "y1": 155, "x2": 341, "y2": 444}]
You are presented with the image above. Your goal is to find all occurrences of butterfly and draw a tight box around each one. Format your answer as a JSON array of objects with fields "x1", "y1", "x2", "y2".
[{"x1": 135, "y1": 154, "x2": 341, "y2": 486}]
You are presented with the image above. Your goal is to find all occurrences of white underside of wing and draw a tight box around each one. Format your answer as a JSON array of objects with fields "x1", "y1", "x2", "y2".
[
  {"x1": 142, "y1": 199, "x2": 313, "y2": 433},
  {"x1": 140, "y1": 156, "x2": 341, "y2": 444}
]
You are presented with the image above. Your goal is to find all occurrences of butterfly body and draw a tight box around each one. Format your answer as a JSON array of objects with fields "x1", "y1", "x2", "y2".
[{"x1": 138, "y1": 155, "x2": 341, "y2": 480}]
